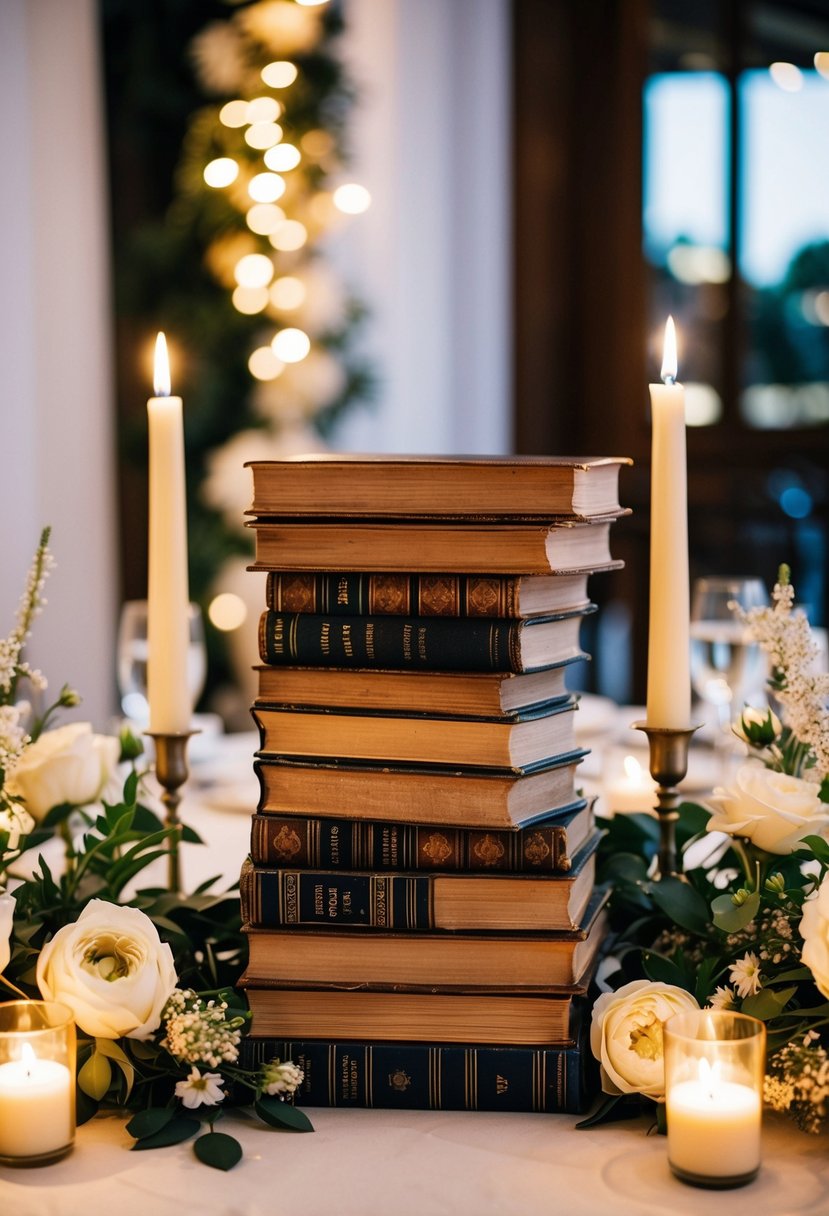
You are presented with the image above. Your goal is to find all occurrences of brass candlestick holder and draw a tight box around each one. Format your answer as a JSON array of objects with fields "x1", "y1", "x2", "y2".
[
  {"x1": 632, "y1": 721, "x2": 701, "y2": 880},
  {"x1": 146, "y1": 732, "x2": 196, "y2": 894}
]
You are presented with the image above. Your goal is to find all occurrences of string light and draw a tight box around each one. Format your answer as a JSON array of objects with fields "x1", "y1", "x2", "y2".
[
  {"x1": 245, "y1": 122, "x2": 283, "y2": 150},
  {"x1": 261, "y1": 61, "x2": 299, "y2": 89},
  {"x1": 246, "y1": 96, "x2": 281, "y2": 124},
  {"x1": 219, "y1": 99, "x2": 248, "y2": 128},
  {"x1": 272, "y1": 328, "x2": 311, "y2": 363},
  {"x1": 333, "y1": 183, "x2": 371, "y2": 214},
  {"x1": 264, "y1": 144, "x2": 301, "y2": 172},
  {"x1": 203, "y1": 158, "x2": 239, "y2": 188},
  {"x1": 234, "y1": 253, "x2": 275, "y2": 289},
  {"x1": 246, "y1": 204, "x2": 286, "y2": 236},
  {"x1": 248, "y1": 173, "x2": 286, "y2": 203}
]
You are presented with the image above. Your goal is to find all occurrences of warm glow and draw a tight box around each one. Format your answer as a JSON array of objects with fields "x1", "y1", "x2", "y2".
[
  {"x1": 272, "y1": 327, "x2": 311, "y2": 363},
  {"x1": 667, "y1": 244, "x2": 730, "y2": 285},
  {"x1": 270, "y1": 276, "x2": 306, "y2": 310},
  {"x1": 245, "y1": 122, "x2": 283, "y2": 150},
  {"x1": 248, "y1": 346, "x2": 285, "y2": 381},
  {"x1": 296, "y1": 0, "x2": 329, "y2": 5},
  {"x1": 246, "y1": 96, "x2": 281, "y2": 125},
  {"x1": 20, "y1": 1043, "x2": 37, "y2": 1070},
  {"x1": 246, "y1": 203, "x2": 286, "y2": 236},
  {"x1": 816, "y1": 52, "x2": 829, "y2": 80},
  {"x1": 219, "y1": 99, "x2": 248, "y2": 128},
  {"x1": 262, "y1": 61, "x2": 299, "y2": 89},
  {"x1": 769, "y1": 61, "x2": 803, "y2": 92},
  {"x1": 333, "y1": 183, "x2": 371, "y2": 215},
  {"x1": 685, "y1": 383, "x2": 722, "y2": 427},
  {"x1": 623, "y1": 755, "x2": 644, "y2": 782},
  {"x1": 203, "y1": 157, "x2": 239, "y2": 189},
  {"x1": 264, "y1": 143, "x2": 301, "y2": 172},
  {"x1": 661, "y1": 315, "x2": 678, "y2": 384},
  {"x1": 208, "y1": 593, "x2": 248, "y2": 632},
  {"x1": 268, "y1": 220, "x2": 307, "y2": 252},
  {"x1": 234, "y1": 253, "x2": 275, "y2": 289},
  {"x1": 232, "y1": 285, "x2": 269, "y2": 315},
  {"x1": 153, "y1": 332, "x2": 171, "y2": 397},
  {"x1": 248, "y1": 172, "x2": 286, "y2": 203},
  {"x1": 301, "y1": 129, "x2": 335, "y2": 159}
]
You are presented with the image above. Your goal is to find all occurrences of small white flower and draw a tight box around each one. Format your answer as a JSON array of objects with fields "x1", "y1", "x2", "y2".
[
  {"x1": 262, "y1": 1059, "x2": 304, "y2": 1096},
  {"x1": 174, "y1": 1067, "x2": 225, "y2": 1109},
  {"x1": 729, "y1": 952, "x2": 763, "y2": 998},
  {"x1": 708, "y1": 984, "x2": 738, "y2": 1010}
]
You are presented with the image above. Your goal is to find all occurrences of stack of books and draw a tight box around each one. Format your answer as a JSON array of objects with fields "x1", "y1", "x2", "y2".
[{"x1": 238, "y1": 455, "x2": 629, "y2": 1114}]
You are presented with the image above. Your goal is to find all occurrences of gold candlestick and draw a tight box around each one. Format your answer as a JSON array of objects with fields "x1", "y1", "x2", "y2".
[
  {"x1": 146, "y1": 731, "x2": 195, "y2": 894},
  {"x1": 632, "y1": 722, "x2": 701, "y2": 880}
]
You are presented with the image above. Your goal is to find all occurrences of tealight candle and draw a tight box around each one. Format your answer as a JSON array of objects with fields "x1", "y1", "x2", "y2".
[
  {"x1": 664, "y1": 1009, "x2": 765, "y2": 1189},
  {"x1": 0, "y1": 1001, "x2": 76, "y2": 1166},
  {"x1": 604, "y1": 754, "x2": 657, "y2": 814}
]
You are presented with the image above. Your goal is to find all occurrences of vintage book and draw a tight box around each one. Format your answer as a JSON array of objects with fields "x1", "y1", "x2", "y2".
[
  {"x1": 240, "y1": 1036, "x2": 596, "y2": 1112},
  {"x1": 245, "y1": 454, "x2": 631, "y2": 520},
  {"x1": 254, "y1": 658, "x2": 583, "y2": 718},
  {"x1": 239, "y1": 833, "x2": 599, "y2": 932},
  {"x1": 254, "y1": 752, "x2": 588, "y2": 829},
  {"x1": 239, "y1": 988, "x2": 586, "y2": 1047},
  {"x1": 252, "y1": 700, "x2": 578, "y2": 771},
  {"x1": 242, "y1": 888, "x2": 608, "y2": 990},
  {"x1": 263, "y1": 569, "x2": 612, "y2": 619},
  {"x1": 249, "y1": 798, "x2": 593, "y2": 874},
  {"x1": 248, "y1": 518, "x2": 619, "y2": 575},
  {"x1": 257, "y1": 606, "x2": 592, "y2": 673}
]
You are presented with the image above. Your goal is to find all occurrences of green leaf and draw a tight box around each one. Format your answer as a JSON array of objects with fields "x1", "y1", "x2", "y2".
[
  {"x1": 255, "y1": 1097, "x2": 314, "y2": 1132},
  {"x1": 130, "y1": 1115, "x2": 200, "y2": 1150},
  {"x1": 78, "y1": 1050, "x2": 112, "y2": 1100},
  {"x1": 694, "y1": 954, "x2": 726, "y2": 1006},
  {"x1": 801, "y1": 834, "x2": 829, "y2": 864},
  {"x1": 75, "y1": 1085, "x2": 100, "y2": 1126},
  {"x1": 771, "y1": 966, "x2": 812, "y2": 984},
  {"x1": 649, "y1": 877, "x2": 709, "y2": 934},
  {"x1": 123, "y1": 768, "x2": 140, "y2": 807},
  {"x1": 39, "y1": 802, "x2": 75, "y2": 829},
  {"x1": 711, "y1": 889, "x2": 760, "y2": 934},
  {"x1": 574, "y1": 1093, "x2": 640, "y2": 1129},
  {"x1": 126, "y1": 1107, "x2": 175, "y2": 1140},
  {"x1": 95, "y1": 1038, "x2": 135, "y2": 1099},
  {"x1": 642, "y1": 952, "x2": 691, "y2": 990},
  {"x1": 741, "y1": 985, "x2": 798, "y2": 1020},
  {"x1": 194, "y1": 1131, "x2": 243, "y2": 1171},
  {"x1": 602, "y1": 852, "x2": 650, "y2": 884}
]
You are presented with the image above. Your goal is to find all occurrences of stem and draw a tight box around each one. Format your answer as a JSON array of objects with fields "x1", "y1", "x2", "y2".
[{"x1": 0, "y1": 974, "x2": 30, "y2": 1000}]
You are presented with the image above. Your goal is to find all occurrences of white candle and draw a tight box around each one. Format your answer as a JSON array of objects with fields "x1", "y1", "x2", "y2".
[
  {"x1": 667, "y1": 1064, "x2": 762, "y2": 1180},
  {"x1": 646, "y1": 317, "x2": 691, "y2": 728},
  {"x1": 147, "y1": 332, "x2": 192, "y2": 734},
  {"x1": 605, "y1": 754, "x2": 657, "y2": 814},
  {"x1": 0, "y1": 1043, "x2": 73, "y2": 1159}
]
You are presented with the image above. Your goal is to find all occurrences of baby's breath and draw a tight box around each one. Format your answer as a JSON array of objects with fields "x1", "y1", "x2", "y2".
[{"x1": 160, "y1": 988, "x2": 245, "y2": 1068}]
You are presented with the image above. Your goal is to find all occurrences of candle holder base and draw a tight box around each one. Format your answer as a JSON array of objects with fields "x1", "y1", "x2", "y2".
[
  {"x1": 146, "y1": 731, "x2": 197, "y2": 895},
  {"x1": 632, "y1": 721, "x2": 702, "y2": 880},
  {"x1": 0, "y1": 1142, "x2": 74, "y2": 1168},
  {"x1": 669, "y1": 1163, "x2": 759, "y2": 1190}
]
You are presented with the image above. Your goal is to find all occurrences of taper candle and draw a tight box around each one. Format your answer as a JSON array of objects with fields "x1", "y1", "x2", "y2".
[
  {"x1": 646, "y1": 317, "x2": 691, "y2": 728},
  {"x1": 147, "y1": 333, "x2": 191, "y2": 734}
]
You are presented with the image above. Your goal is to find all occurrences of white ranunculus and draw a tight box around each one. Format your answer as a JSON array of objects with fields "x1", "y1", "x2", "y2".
[
  {"x1": 36, "y1": 900, "x2": 177, "y2": 1040},
  {"x1": 705, "y1": 763, "x2": 829, "y2": 855},
  {"x1": 590, "y1": 979, "x2": 700, "y2": 1100},
  {"x1": 7, "y1": 723, "x2": 120, "y2": 821},
  {"x1": 800, "y1": 873, "x2": 829, "y2": 1000},
  {"x1": 0, "y1": 892, "x2": 15, "y2": 974}
]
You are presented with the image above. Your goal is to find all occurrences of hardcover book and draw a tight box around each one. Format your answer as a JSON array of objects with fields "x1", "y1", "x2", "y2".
[
  {"x1": 254, "y1": 752, "x2": 588, "y2": 829},
  {"x1": 257, "y1": 606, "x2": 592, "y2": 673},
  {"x1": 240, "y1": 1035, "x2": 597, "y2": 1112},
  {"x1": 249, "y1": 798, "x2": 593, "y2": 874},
  {"x1": 245, "y1": 454, "x2": 630, "y2": 520},
  {"x1": 239, "y1": 833, "x2": 600, "y2": 932},
  {"x1": 251, "y1": 700, "x2": 578, "y2": 771}
]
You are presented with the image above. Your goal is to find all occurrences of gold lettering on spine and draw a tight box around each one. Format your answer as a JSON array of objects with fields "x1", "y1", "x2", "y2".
[
  {"x1": 337, "y1": 576, "x2": 349, "y2": 605},
  {"x1": 320, "y1": 621, "x2": 330, "y2": 656},
  {"x1": 365, "y1": 622, "x2": 375, "y2": 661},
  {"x1": 373, "y1": 876, "x2": 388, "y2": 927},
  {"x1": 313, "y1": 882, "x2": 324, "y2": 917},
  {"x1": 284, "y1": 872, "x2": 298, "y2": 923},
  {"x1": 417, "y1": 625, "x2": 427, "y2": 662},
  {"x1": 271, "y1": 615, "x2": 285, "y2": 656},
  {"x1": 402, "y1": 623, "x2": 412, "y2": 662},
  {"x1": 341, "y1": 622, "x2": 353, "y2": 657}
]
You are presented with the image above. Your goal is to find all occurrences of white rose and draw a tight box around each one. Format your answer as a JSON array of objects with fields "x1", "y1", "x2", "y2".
[
  {"x1": 705, "y1": 762, "x2": 829, "y2": 855},
  {"x1": 8, "y1": 723, "x2": 120, "y2": 821},
  {"x1": 0, "y1": 892, "x2": 15, "y2": 974},
  {"x1": 800, "y1": 873, "x2": 829, "y2": 1000},
  {"x1": 36, "y1": 899, "x2": 177, "y2": 1040},
  {"x1": 590, "y1": 979, "x2": 700, "y2": 1100}
]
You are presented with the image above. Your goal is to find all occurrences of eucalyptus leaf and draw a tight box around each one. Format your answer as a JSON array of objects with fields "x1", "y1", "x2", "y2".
[
  {"x1": 255, "y1": 1097, "x2": 314, "y2": 1132},
  {"x1": 711, "y1": 889, "x2": 760, "y2": 934},
  {"x1": 78, "y1": 1050, "x2": 112, "y2": 1101},
  {"x1": 126, "y1": 1107, "x2": 175, "y2": 1140},
  {"x1": 741, "y1": 985, "x2": 798, "y2": 1020},
  {"x1": 130, "y1": 1115, "x2": 200, "y2": 1150},
  {"x1": 194, "y1": 1131, "x2": 243, "y2": 1171},
  {"x1": 95, "y1": 1038, "x2": 135, "y2": 1099}
]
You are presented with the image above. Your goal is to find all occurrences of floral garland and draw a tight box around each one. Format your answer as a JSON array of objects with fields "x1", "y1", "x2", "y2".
[
  {"x1": 0, "y1": 534, "x2": 311, "y2": 1170},
  {"x1": 584, "y1": 566, "x2": 829, "y2": 1135}
]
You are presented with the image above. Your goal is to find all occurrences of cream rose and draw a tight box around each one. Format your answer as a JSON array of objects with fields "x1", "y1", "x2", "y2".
[
  {"x1": 590, "y1": 979, "x2": 699, "y2": 1100},
  {"x1": 800, "y1": 874, "x2": 829, "y2": 1000},
  {"x1": 705, "y1": 763, "x2": 829, "y2": 855},
  {"x1": 8, "y1": 723, "x2": 120, "y2": 821},
  {"x1": 36, "y1": 900, "x2": 177, "y2": 1040},
  {"x1": 0, "y1": 892, "x2": 15, "y2": 974}
]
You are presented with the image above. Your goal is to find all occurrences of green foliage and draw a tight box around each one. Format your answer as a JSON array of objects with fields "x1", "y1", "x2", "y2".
[
  {"x1": 194, "y1": 1130, "x2": 243, "y2": 1170},
  {"x1": 254, "y1": 1096, "x2": 314, "y2": 1133}
]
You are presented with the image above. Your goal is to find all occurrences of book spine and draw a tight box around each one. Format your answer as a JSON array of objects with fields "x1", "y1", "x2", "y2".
[
  {"x1": 241, "y1": 1038, "x2": 592, "y2": 1113},
  {"x1": 258, "y1": 611, "x2": 523, "y2": 672},
  {"x1": 250, "y1": 814, "x2": 572, "y2": 873},
  {"x1": 241, "y1": 869, "x2": 434, "y2": 929},
  {"x1": 265, "y1": 572, "x2": 521, "y2": 618}
]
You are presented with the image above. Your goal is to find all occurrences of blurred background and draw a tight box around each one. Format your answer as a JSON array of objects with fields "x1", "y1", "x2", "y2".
[{"x1": 1, "y1": 0, "x2": 828, "y2": 730}]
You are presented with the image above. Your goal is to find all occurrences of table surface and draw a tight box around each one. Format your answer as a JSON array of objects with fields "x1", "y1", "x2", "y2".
[{"x1": 4, "y1": 721, "x2": 828, "y2": 1216}]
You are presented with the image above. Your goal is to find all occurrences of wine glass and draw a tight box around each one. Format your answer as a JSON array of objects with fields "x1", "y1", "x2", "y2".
[
  {"x1": 689, "y1": 577, "x2": 768, "y2": 769},
  {"x1": 116, "y1": 600, "x2": 207, "y2": 727}
]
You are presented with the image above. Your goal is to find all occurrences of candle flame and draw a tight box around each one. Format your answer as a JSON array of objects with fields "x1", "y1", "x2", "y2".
[
  {"x1": 153, "y1": 332, "x2": 172, "y2": 397},
  {"x1": 660, "y1": 315, "x2": 678, "y2": 385},
  {"x1": 21, "y1": 1042, "x2": 36, "y2": 1075},
  {"x1": 623, "y1": 755, "x2": 643, "y2": 782},
  {"x1": 697, "y1": 1055, "x2": 722, "y2": 1098}
]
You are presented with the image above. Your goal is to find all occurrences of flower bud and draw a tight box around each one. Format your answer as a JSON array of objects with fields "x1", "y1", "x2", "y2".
[{"x1": 733, "y1": 706, "x2": 782, "y2": 748}]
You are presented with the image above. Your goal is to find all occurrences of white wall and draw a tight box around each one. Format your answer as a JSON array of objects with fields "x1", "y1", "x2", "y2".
[
  {"x1": 0, "y1": 0, "x2": 117, "y2": 729},
  {"x1": 333, "y1": 0, "x2": 513, "y2": 455}
]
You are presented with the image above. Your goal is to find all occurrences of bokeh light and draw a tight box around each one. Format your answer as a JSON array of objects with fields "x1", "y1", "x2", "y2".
[
  {"x1": 264, "y1": 144, "x2": 301, "y2": 172},
  {"x1": 248, "y1": 173, "x2": 286, "y2": 203},
  {"x1": 261, "y1": 61, "x2": 299, "y2": 89},
  {"x1": 203, "y1": 158, "x2": 239, "y2": 188},
  {"x1": 333, "y1": 183, "x2": 372, "y2": 214},
  {"x1": 248, "y1": 346, "x2": 286, "y2": 381},
  {"x1": 208, "y1": 593, "x2": 248, "y2": 632},
  {"x1": 270, "y1": 276, "x2": 307, "y2": 310},
  {"x1": 234, "y1": 253, "x2": 275, "y2": 288},
  {"x1": 272, "y1": 328, "x2": 311, "y2": 363},
  {"x1": 268, "y1": 220, "x2": 308, "y2": 252}
]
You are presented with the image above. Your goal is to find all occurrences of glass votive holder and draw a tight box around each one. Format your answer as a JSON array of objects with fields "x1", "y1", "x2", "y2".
[
  {"x1": 0, "y1": 1000, "x2": 76, "y2": 1167},
  {"x1": 664, "y1": 1009, "x2": 765, "y2": 1189}
]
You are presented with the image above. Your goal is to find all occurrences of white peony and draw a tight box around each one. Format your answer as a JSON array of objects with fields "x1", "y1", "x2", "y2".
[
  {"x1": 800, "y1": 873, "x2": 829, "y2": 1000},
  {"x1": 0, "y1": 892, "x2": 15, "y2": 974},
  {"x1": 7, "y1": 723, "x2": 120, "y2": 822},
  {"x1": 590, "y1": 979, "x2": 700, "y2": 1100},
  {"x1": 36, "y1": 900, "x2": 177, "y2": 1040},
  {"x1": 705, "y1": 762, "x2": 829, "y2": 855}
]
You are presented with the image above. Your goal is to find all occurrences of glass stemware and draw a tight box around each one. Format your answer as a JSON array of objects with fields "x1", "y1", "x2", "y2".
[{"x1": 116, "y1": 600, "x2": 206, "y2": 728}]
